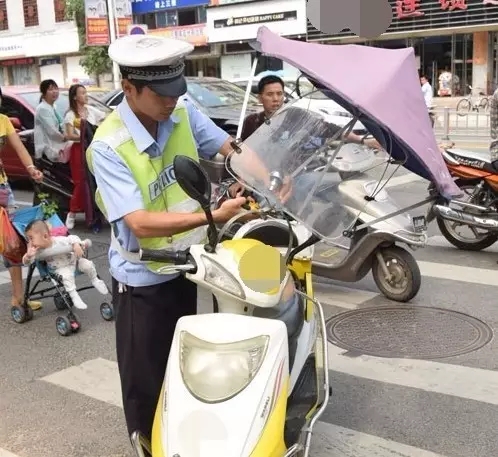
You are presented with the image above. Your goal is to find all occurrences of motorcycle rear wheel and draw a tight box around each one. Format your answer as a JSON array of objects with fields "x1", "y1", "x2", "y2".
[{"x1": 436, "y1": 182, "x2": 498, "y2": 251}]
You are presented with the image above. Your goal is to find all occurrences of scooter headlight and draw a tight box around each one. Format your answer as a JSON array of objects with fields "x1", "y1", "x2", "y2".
[
  {"x1": 201, "y1": 255, "x2": 245, "y2": 298},
  {"x1": 180, "y1": 331, "x2": 269, "y2": 403}
]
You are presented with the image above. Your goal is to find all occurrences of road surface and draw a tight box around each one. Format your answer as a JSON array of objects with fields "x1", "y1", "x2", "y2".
[{"x1": 1, "y1": 163, "x2": 497, "y2": 457}]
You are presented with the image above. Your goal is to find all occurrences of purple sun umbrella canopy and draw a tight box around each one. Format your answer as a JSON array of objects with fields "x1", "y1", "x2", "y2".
[{"x1": 250, "y1": 26, "x2": 462, "y2": 200}]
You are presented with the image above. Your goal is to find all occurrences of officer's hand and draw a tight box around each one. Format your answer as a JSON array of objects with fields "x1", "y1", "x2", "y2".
[{"x1": 213, "y1": 196, "x2": 247, "y2": 223}]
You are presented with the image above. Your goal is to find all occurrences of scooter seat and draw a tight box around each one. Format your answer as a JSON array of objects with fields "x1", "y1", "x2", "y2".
[{"x1": 445, "y1": 148, "x2": 498, "y2": 173}]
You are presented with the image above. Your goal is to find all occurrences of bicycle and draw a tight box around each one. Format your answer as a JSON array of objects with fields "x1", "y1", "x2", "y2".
[{"x1": 456, "y1": 84, "x2": 489, "y2": 116}]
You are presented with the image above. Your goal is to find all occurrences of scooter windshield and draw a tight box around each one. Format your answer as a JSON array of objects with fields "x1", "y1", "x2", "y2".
[{"x1": 229, "y1": 96, "x2": 408, "y2": 243}]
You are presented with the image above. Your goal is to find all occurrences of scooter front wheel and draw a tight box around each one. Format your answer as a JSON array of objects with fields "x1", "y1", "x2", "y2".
[{"x1": 372, "y1": 246, "x2": 421, "y2": 302}]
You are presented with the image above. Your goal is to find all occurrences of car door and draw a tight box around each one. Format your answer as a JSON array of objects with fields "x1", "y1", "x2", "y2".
[{"x1": 0, "y1": 95, "x2": 34, "y2": 180}]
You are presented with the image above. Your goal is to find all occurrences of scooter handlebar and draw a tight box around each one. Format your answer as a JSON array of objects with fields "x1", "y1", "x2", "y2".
[{"x1": 139, "y1": 248, "x2": 189, "y2": 264}]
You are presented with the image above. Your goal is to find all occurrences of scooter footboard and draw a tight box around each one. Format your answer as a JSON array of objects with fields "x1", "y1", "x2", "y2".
[{"x1": 150, "y1": 312, "x2": 295, "y2": 457}]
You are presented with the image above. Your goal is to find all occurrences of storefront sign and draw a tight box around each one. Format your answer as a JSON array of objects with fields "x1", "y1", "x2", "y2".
[
  {"x1": 207, "y1": 0, "x2": 306, "y2": 43},
  {"x1": 149, "y1": 23, "x2": 208, "y2": 46},
  {"x1": 210, "y1": 0, "x2": 251, "y2": 4},
  {"x1": 1, "y1": 58, "x2": 35, "y2": 66},
  {"x1": 309, "y1": 0, "x2": 498, "y2": 40},
  {"x1": 214, "y1": 10, "x2": 297, "y2": 28},
  {"x1": 131, "y1": 0, "x2": 209, "y2": 14},
  {"x1": 115, "y1": 0, "x2": 133, "y2": 37},
  {"x1": 395, "y1": 0, "x2": 468, "y2": 18},
  {"x1": 0, "y1": 30, "x2": 79, "y2": 60},
  {"x1": 0, "y1": 43, "x2": 24, "y2": 59},
  {"x1": 40, "y1": 57, "x2": 62, "y2": 66},
  {"x1": 84, "y1": 0, "x2": 111, "y2": 46}
]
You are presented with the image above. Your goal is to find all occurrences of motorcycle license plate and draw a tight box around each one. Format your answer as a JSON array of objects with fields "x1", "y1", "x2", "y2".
[{"x1": 412, "y1": 215, "x2": 427, "y2": 233}]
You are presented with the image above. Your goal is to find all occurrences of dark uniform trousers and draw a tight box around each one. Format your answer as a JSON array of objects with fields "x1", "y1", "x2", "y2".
[{"x1": 112, "y1": 275, "x2": 197, "y2": 440}]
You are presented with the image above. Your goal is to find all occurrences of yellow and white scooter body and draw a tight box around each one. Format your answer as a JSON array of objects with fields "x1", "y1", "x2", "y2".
[{"x1": 152, "y1": 312, "x2": 290, "y2": 457}]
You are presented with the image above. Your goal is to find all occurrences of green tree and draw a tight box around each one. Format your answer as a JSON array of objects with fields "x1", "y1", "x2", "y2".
[{"x1": 65, "y1": 0, "x2": 112, "y2": 79}]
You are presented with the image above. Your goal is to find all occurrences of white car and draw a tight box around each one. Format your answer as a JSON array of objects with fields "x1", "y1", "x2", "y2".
[{"x1": 230, "y1": 75, "x2": 367, "y2": 134}]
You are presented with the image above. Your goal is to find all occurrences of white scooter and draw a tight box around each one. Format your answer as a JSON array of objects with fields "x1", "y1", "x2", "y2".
[{"x1": 131, "y1": 155, "x2": 330, "y2": 457}]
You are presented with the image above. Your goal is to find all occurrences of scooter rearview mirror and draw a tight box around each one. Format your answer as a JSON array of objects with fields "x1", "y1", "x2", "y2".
[
  {"x1": 173, "y1": 155, "x2": 212, "y2": 209},
  {"x1": 173, "y1": 155, "x2": 218, "y2": 252}
]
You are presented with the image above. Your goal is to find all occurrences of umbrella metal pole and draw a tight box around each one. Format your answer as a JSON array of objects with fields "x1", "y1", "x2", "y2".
[{"x1": 236, "y1": 57, "x2": 259, "y2": 142}]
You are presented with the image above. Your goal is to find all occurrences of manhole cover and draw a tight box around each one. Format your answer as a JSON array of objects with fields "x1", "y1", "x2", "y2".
[{"x1": 326, "y1": 305, "x2": 493, "y2": 360}]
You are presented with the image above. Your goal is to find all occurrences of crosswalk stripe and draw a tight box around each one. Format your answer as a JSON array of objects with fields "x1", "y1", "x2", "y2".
[
  {"x1": 418, "y1": 260, "x2": 497, "y2": 286},
  {"x1": 0, "y1": 448, "x2": 22, "y2": 457},
  {"x1": 312, "y1": 422, "x2": 449, "y2": 457},
  {"x1": 40, "y1": 357, "x2": 454, "y2": 457},
  {"x1": 425, "y1": 235, "x2": 498, "y2": 252},
  {"x1": 328, "y1": 344, "x2": 498, "y2": 406},
  {"x1": 314, "y1": 282, "x2": 378, "y2": 309},
  {"x1": 40, "y1": 358, "x2": 123, "y2": 408}
]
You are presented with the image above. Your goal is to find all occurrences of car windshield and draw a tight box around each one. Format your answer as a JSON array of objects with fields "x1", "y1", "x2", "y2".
[
  {"x1": 187, "y1": 80, "x2": 259, "y2": 108},
  {"x1": 18, "y1": 90, "x2": 112, "y2": 118}
]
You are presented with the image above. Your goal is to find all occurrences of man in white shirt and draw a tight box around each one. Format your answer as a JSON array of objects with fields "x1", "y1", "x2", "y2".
[{"x1": 420, "y1": 75, "x2": 435, "y2": 127}]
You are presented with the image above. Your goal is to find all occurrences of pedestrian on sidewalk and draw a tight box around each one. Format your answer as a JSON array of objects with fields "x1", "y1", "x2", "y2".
[
  {"x1": 34, "y1": 79, "x2": 67, "y2": 162},
  {"x1": 63, "y1": 84, "x2": 106, "y2": 230},
  {"x1": 0, "y1": 86, "x2": 44, "y2": 310},
  {"x1": 420, "y1": 75, "x2": 435, "y2": 127}
]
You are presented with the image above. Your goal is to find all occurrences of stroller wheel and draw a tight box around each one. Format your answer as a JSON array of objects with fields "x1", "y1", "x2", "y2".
[
  {"x1": 69, "y1": 313, "x2": 81, "y2": 333},
  {"x1": 100, "y1": 302, "x2": 114, "y2": 321},
  {"x1": 11, "y1": 305, "x2": 27, "y2": 324},
  {"x1": 55, "y1": 316, "x2": 72, "y2": 336}
]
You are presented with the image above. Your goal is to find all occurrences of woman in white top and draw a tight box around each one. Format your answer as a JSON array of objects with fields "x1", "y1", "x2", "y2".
[
  {"x1": 63, "y1": 84, "x2": 106, "y2": 229},
  {"x1": 34, "y1": 79, "x2": 67, "y2": 162}
]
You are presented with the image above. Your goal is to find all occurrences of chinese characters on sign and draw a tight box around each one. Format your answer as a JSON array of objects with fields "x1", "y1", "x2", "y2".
[
  {"x1": 155, "y1": 0, "x2": 177, "y2": 8},
  {"x1": 131, "y1": 0, "x2": 208, "y2": 14},
  {"x1": 439, "y1": 0, "x2": 467, "y2": 10},
  {"x1": 84, "y1": 0, "x2": 110, "y2": 45},
  {"x1": 149, "y1": 23, "x2": 208, "y2": 46},
  {"x1": 395, "y1": 0, "x2": 424, "y2": 19},
  {"x1": 115, "y1": 0, "x2": 133, "y2": 37},
  {"x1": 395, "y1": 0, "x2": 470, "y2": 19}
]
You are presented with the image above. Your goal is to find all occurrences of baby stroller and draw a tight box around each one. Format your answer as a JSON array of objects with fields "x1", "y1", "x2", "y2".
[{"x1": 9, "y1": 200, "x2": 114, "y2": 336}]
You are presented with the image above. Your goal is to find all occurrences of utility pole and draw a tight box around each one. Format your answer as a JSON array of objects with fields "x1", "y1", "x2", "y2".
[{"x1": 106, "y1": 0, "x2": 121, "y2": 89}]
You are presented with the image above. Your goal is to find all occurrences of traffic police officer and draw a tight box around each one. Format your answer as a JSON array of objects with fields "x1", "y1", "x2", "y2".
[{"x1": 86, "y1": 34, "x2": 255, "y2": 442}]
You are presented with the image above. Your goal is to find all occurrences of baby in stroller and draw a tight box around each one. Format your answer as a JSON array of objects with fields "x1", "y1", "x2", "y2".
[{"x1": 22, "y1": 219, "x2": 108, "y2": 309}]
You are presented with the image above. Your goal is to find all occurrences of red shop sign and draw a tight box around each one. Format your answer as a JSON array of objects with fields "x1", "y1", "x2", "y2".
[
  {"x1": 1, "y1": 58, "x2": 35, "y2": 66},
  {"x1": 395, "y1": 0, "x2": 469, "y2": 19}
]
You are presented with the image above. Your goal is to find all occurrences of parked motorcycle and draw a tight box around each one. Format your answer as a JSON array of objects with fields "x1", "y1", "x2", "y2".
[
  {"x1": 205, "y1": 142, "x2": 427, "y2": 302},
  {"x1": 430, "y1": 147, "x2": 498, "y2": 251}
]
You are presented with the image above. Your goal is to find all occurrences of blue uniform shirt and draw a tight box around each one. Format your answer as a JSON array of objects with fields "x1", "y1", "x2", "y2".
[{"x1": 91, "y1": 97, "x2": 230, "y2": 287}]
